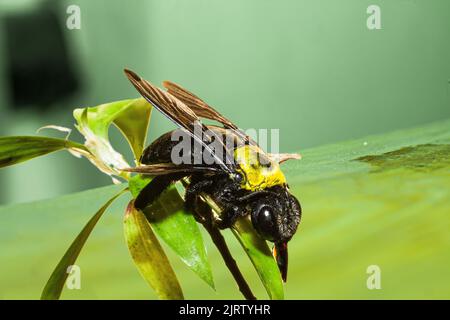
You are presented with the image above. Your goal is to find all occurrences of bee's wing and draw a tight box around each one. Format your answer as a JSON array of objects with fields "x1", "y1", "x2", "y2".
[
  {"x1": 163, "y1": 81, "x2": 237, "y2": 129},
  {"x1": 122, "y1": 163, "x2": 219, "y2": 176},
  {"x1": 124, "y1": 69, "x2": 235, "y2": 173},
  {"x1": 162, "y1": 80, "x2": 257, "y2": 147}
]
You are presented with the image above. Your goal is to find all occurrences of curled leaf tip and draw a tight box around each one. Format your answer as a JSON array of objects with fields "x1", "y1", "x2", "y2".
[{"x1": 36, "y1": 125, "x2": 73, "y2": 140}]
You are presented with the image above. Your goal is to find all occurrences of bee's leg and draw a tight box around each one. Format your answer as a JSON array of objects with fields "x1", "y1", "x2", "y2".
[
  {"x1": 135, "y1": 173, "x2": 186, "y2": 210},
  {"x1": 189, "y1": 196, "x2": 257, "y2": 300},
  {"x1": 215, "y1": 205, "x2": 246, "y2": 229},
  {"x1": 183, "y1": 179, "x2": 214, "y2": 225},
  {"x1": 184, "y1": 177, "x2": 245, "y2": 229},
  {"x1": 184, "y1": 178, "x2": 214, "y2": 213},
  {"x1": 188, "y1": 194, "x2": 240, "y2": 229}
]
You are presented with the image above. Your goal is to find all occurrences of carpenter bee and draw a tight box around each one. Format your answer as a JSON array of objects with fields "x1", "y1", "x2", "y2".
[{"x1": 123, "y1": 69, "x2": 301, "y2": 281}]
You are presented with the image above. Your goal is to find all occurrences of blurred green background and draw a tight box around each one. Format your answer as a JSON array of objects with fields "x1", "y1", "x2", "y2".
[
  {"x1": 0, "y1": 0, "x2": 449, "y2": 299},
  {"x1": 0, "y1": 0, "x2": 449, "y2": 203}
]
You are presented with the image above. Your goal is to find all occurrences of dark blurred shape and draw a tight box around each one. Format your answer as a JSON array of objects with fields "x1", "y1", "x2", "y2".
[{"x1": 4, "y1": 3, "x2": 79, "y2": 109}]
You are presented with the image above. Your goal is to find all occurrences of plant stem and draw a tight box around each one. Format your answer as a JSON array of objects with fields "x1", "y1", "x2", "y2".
[
  {"x1": 194, "y1": 199, "x2": 256, "y2": 300},
  {"x1": 205, "y1": 225, "x2": 256, "y2": 300}
]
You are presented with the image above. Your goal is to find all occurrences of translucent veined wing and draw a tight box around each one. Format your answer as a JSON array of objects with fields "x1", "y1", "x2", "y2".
[
  {"x1": 163, "y1": 81, "x2": 302, "y2": 165},
  {"x1": 163, "y1": 80, "x2": 256, "y2": 147},
  {"x1": 163, "y1": 81, "x2": 237, "y2": 129},
  {"x1": 124, "y1": 69, "x2": 235, "y2": 173},
  {"x1": 122, "y1": 162, "x2": 219, "y2": 176}
]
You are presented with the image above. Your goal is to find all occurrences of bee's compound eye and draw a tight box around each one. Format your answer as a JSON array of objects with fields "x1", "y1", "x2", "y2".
[{"x1": 255, "y1": 205, "x2": 276, "y2": 241}]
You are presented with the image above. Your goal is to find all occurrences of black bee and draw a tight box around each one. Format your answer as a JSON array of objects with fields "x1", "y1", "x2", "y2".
[{"x1": 123, "y1": 69, "x2": 301, "y2": 281}]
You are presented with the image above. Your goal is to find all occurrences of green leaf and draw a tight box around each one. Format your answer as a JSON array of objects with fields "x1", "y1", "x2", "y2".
[
  {"x1": 129, "y1": 175, "x2": 215, "y2": 289},
  {"x1": 232, "y1": 219, "x2": 284, "y2": 300},
  {"x1": 128, "y1": 174, "x2": 153, "y2": 199},
  {"x1": 73, "y1": 98, "x2": 151, "y2": 171},
  {"x1": 41, "y1": 189, "x2": 127, "y2": 300},
  {"x1": 0, "y1": 136, "x2": 88, "y2": 169},
  {"x1": 112, "y1": 99, "x2": 152, "y2": 162},
  {"x1": 279, "y1": 119, "x2": 450, "y2": 299},
  {"x1": 124, "y1": 200, "x2": 184, "y2": 300}
]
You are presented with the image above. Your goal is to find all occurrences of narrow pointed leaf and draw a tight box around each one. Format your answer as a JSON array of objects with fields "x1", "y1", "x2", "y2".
[
  {"x1": 129, "y1": 175, "x2": 214, "y2": 289},
  {"x1": 124, "y1": 200, "x2": 184, "y2": 299},
  {"x1": 41, "y1": 189, "x2": 127, "y2": 300},
  {"x1": 232, "y1": 219, "x2": 284, "y2": 300},
  {"x1": 0, "y1": 136, "x2": 88, "y2": 169}
]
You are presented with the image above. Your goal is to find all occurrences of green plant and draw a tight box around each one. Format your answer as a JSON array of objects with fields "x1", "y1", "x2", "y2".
[{"x1": 0, "y1": 98, "x2": 283, "y2": 300}]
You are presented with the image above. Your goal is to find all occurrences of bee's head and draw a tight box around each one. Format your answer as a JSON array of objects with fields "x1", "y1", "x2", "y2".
[
  {"x1": 248, "y1": 186, "x2": 301, "y2": 281},
  {"x1": 249, "y1": 186, "x2": 301, "y2": 243}
]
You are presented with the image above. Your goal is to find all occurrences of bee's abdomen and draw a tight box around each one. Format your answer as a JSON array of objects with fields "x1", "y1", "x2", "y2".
[
  {"x1": 140, "y1": 131, "x2": 178, "y2": 164},
  {"x1": 140, "y1": 126, "x2": 243, "y2": 165}
]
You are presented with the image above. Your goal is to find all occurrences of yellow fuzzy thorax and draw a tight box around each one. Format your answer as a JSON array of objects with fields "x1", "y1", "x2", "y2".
[{"x1": 234, "y1": 145, "x2": 286, "y2": 191}]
